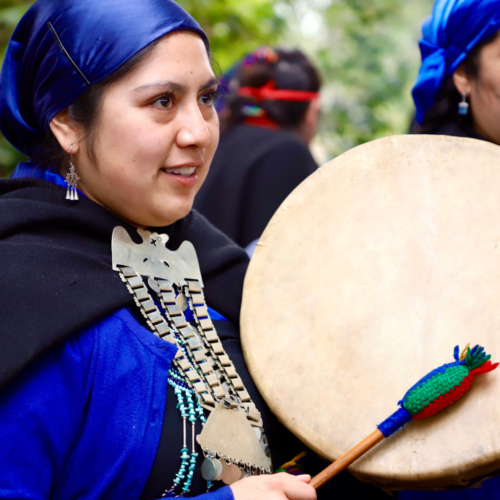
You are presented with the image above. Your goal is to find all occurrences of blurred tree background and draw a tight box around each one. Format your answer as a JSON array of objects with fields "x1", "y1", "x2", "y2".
[{"x1": 0, "y1": 0, "x2": 433, "y2": 175}]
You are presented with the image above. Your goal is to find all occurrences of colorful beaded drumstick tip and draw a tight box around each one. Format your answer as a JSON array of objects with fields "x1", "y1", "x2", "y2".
[{"x1": 310, "y1": 345, "x2": 499, "y2": 489}]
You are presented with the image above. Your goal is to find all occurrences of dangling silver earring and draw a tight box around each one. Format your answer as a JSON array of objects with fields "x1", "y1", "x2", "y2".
[
  {"x1": 458, "y1": 93, "x2": 469, "y2": 116},
  {"x1": 65, "y1": 146, "x2": 80, "y2": 201}
]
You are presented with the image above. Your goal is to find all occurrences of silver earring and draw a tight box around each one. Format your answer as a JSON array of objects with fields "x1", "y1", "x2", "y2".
[
  {"x1": 65, "y1": 146, "x2": 80, "y2": 201},
  {"x1": 458, "y1": 93, "x2": 469, "y2": 116}
]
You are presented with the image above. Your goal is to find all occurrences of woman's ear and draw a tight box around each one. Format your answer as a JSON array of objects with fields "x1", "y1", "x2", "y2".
[
  {"x1": 49, "y1": 108, "x2": 80, "y2": 154},
  {"x1": 452, "y1": 64, "x2": 473, "y2": 96}
]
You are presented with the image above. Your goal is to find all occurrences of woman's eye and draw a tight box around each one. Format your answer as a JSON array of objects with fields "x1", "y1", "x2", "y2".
[
  {"x1": 153, "y1": 94, "x2": 173, "y2": 109},
  {"x1": 199, "y1": 92, "x2": 217, "y2": 107}
]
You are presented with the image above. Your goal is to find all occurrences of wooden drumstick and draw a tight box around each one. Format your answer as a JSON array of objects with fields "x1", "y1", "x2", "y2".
[
  {"x1": 310, "y1": 345, "x2": 498, "y2": 490},
  {"x1": 310, "y1": 429, "x2": 384, "y2": 489}
]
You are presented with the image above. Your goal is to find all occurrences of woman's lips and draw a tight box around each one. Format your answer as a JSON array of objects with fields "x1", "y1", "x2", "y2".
[{"x1": 160, "y1": 166, "x2": 199, "y2": 188}]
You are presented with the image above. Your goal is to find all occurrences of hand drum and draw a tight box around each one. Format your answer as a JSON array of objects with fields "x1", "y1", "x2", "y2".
[{"x1": 241, "y1": 135, "x2": 500, "y2": 490}]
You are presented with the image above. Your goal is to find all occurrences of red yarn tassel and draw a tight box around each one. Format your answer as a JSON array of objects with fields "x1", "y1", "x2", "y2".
[{"x1": 470, "y1": 361, "x2": 499, "y2": 377}]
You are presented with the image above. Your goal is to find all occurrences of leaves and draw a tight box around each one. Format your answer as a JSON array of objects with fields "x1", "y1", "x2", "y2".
[
  {"x1": 0, "y1": 0, "x2": 32, "y2": 65},
  {"x1": 0, "y1": 0, "x2": 433, "y2": 174},
  {"x1": 0, "y1": 0, "x2": 32, "y2": 174},
  {"x1": 177, "y1": 0, "x2": 285, "y2": 70},
  {"x1": 277, "y1": 0, "x2": 434, "y2": 163}
]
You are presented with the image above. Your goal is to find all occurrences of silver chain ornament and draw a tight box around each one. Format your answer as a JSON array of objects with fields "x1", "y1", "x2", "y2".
[{"x1": 112, "y1": 226, "x2": 272, "y2": 487}]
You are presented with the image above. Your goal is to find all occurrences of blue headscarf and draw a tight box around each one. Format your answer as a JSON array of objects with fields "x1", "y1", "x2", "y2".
[
  {"x1": 412, "y1": 0, "x2": 500, "y2": 124},
  {"x1": 0, "y1": 0, "x2": 208, "y2": 155}
]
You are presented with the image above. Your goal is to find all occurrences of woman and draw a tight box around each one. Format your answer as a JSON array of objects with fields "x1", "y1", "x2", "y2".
[
  {"x1": 0, "y1": 1, "x2": 389, "y2": 499},
  {"x1": 0, "y1": 0, "x2": 312, "y2": 498},
  {"x1": 194, "y1": 48, "x2": 320, "y2": 251},
  {"x1": 412, "y1": 0, "x2": 500, "y2": 144}
]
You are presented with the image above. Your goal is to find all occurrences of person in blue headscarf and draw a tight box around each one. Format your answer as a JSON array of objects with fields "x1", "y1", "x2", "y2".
[
  {"x1": 0, "y1": 1, "x2": 322, "y2": 499},
  {"x1": 411, "y1": 0, "x2": 500, "y2": 144}
]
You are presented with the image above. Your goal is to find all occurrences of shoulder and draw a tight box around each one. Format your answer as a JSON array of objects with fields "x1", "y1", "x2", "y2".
[
  {"x1": 247, "y1": 128, "x2": 317, "y2": 173},
  {"x1": 205, "y1": 125, "x2": 316, "y2": 195},
  {"x1": 0, "y1": 178, "x2": 134, "y2": 390},
  {"x1": 166, "y1": 209, "x2": 249, "y2": 271},
  {"x1": 165, "y1": 211, "x2": 249, "y2": 325},
  {"x1": 91, "y1": 307, "x2": 176, "y2": 358},
  {"x1": 0, "y1": 175, "x2": 58, "y2": 199},
  {"x1": 1, "y1": 308, "x2": 174, "y2": 397},
  {"x1": 247, "y1": 131, "x2": 317, "y2": 182},
  {"x1": 166, "y1": 209, "x2": 249, "y2": 265},
  {"x1": 225, "y1": 126, "x2": 317, "y2": 175}
]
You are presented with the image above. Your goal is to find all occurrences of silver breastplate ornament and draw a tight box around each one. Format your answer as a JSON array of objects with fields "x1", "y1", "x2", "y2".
[{"x1": 111, "y1": 226, "x2": 271, "y2": 494}]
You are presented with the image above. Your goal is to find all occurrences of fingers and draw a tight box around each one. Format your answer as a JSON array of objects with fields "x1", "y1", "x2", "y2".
[
  {"x1": 293, "y1": 474, "x2": 311, "y2": 484},
  {"x1": 278, "y1": 474, "x2": 316, "y2": 500},
  {"x1": 230, "y1": 472, "x2": 316, "y2": 500}
]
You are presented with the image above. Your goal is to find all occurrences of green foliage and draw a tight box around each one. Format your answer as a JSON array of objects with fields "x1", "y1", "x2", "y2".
[
  {"x1": 0, "y1": 0, "x2": 32, "y2": 67},
  {"x1": 277, "y1": 0, "x2": 434, "y2": 163},
  {"x1": 0, "y1": 0, "x2": 32, "y2": 174},
  {"x1": 177, "y1": 0, "x2": 285, "y2": 70},
  {"x1": 0, "y1": 0, "x2": 434, "y2": 174}
]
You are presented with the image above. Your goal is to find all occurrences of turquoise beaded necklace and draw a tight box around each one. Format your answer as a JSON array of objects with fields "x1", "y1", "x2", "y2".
[
  {"x1": 161, "y1": 315, "x2": 212, "y2": 497},
  {"x1": 162, "y1": 366, "x2": 210, "y2": 497}
]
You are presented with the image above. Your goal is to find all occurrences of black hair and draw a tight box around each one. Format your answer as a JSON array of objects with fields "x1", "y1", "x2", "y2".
[
  {"x1": 418, "y1": 31, "x2": 500, "y2": 134},
  {"x1": 221, "y1": 48, "x2": 321, "y2": 134}
]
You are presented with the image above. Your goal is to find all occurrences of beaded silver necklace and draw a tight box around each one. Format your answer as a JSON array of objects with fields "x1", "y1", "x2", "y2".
[{"x1": 111, "y1": 226, "x2": 272, "y2": 495}]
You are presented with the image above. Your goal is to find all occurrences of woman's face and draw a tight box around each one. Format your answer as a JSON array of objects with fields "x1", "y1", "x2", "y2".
[
  {"x1": 455, "y1": 32, "x2": 500, "y2": 144},
  {"x1": 55, "y1": 32, "x2": 219, "y2": 227}
]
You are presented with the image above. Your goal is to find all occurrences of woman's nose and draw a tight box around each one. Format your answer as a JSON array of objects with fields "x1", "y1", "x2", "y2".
[{"x1": 175, "y1": 102, "x2": 212, "y2": 149}]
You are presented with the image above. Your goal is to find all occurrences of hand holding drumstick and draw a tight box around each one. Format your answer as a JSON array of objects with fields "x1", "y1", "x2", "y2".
[{"x1": 231, "y1": 473, "x2": 316, "y2": 500}]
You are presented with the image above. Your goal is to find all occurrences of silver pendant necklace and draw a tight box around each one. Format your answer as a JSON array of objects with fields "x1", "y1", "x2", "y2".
[{"x1": 111, "y1": 226, "x2": 272, "y2": 492}]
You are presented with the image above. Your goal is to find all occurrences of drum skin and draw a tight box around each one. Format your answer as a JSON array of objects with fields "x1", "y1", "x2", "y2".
[{"x1": 240, "y1": 135, "x2": 500, "y2": 490}]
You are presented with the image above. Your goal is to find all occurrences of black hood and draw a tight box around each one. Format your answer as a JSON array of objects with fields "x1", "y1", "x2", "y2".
[{"x1": 0, "y1": 176, "x2": 248, "y2": 389}]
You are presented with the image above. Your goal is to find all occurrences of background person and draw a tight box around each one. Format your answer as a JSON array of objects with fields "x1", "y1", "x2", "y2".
[{"x1": 194, "y1": 47, "x2": 321, "y2": 251}]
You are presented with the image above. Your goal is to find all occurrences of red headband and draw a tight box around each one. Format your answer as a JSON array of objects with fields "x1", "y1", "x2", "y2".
[{"x1": 237, "y1": 80, "x2": 319, "y2": 102}]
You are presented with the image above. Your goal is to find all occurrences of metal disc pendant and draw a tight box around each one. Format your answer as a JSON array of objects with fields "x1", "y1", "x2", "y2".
[
  {"x1": 221, "y1": 462, "x2": 243, "y2": 485},
  {"x1": 201, "y1": 458, "x2": 223, "y2": 481}
]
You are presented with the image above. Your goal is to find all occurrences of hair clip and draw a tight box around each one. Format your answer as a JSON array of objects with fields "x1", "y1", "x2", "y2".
[{"x1": 47, "y1": 22, "x2": 90, "y2": 86}]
